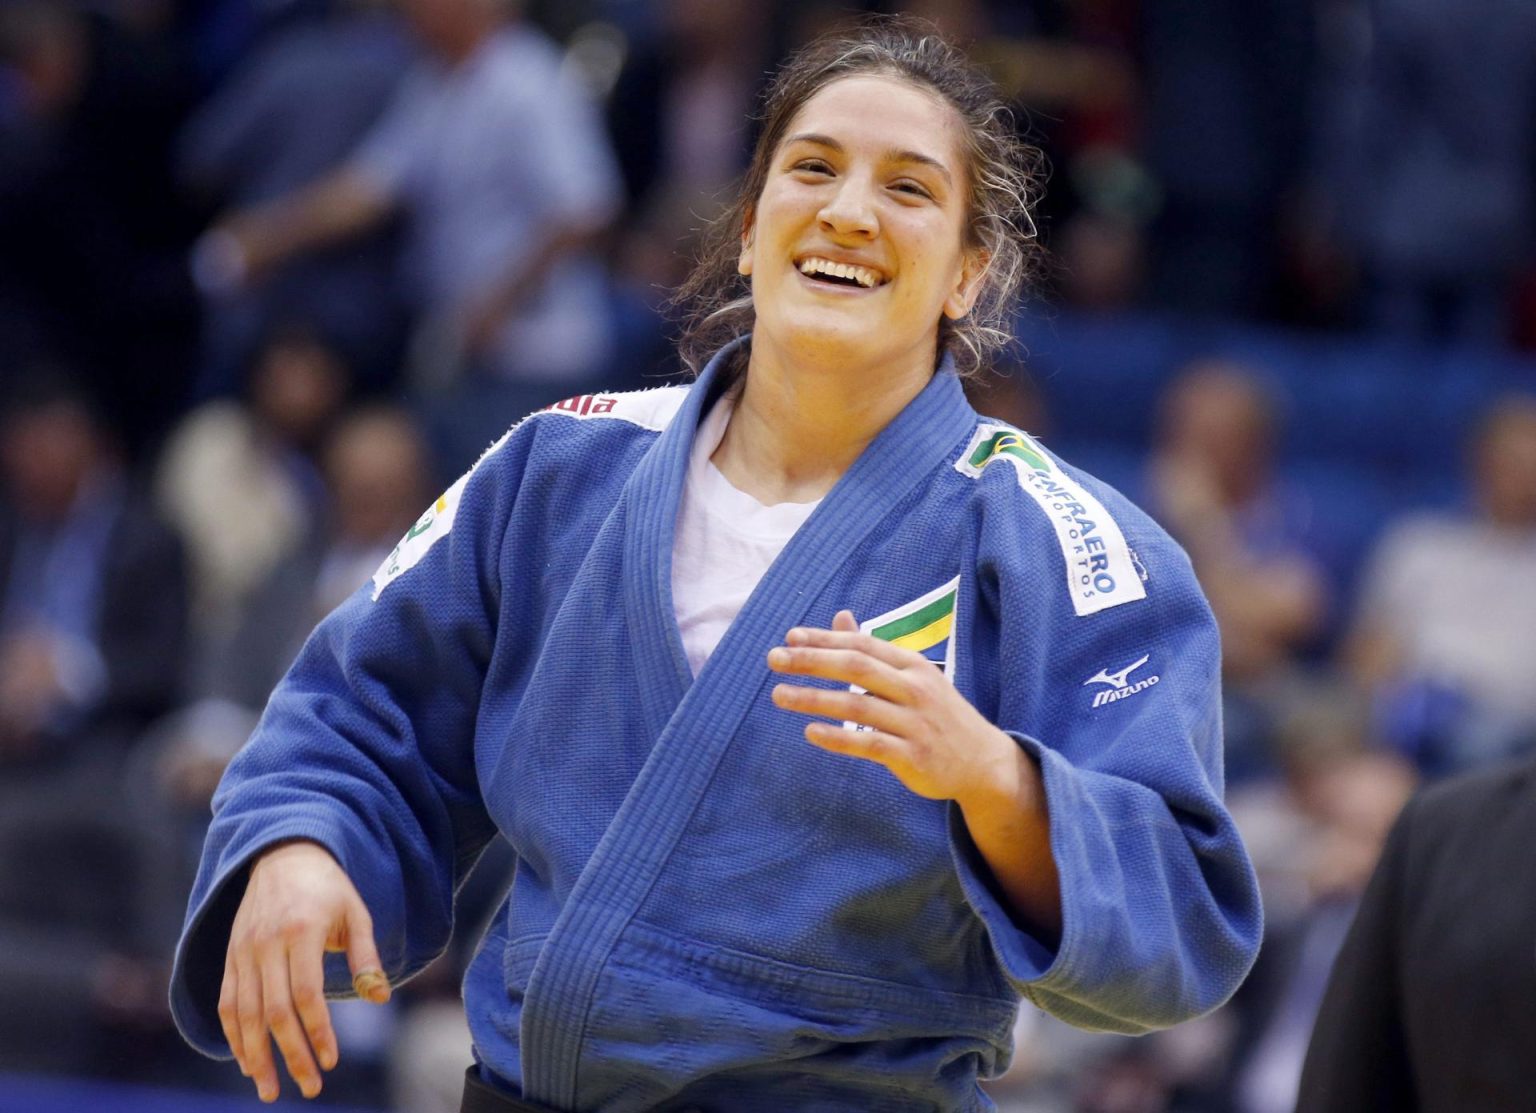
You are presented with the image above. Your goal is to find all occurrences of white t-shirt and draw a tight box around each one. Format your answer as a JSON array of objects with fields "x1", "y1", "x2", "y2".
[
  {"x1": 671, "y1": 396, "x2": 822, "y2": 676},
  {"x1": 1355, "y1": 514, "x2": 1536, "y2": 718}
]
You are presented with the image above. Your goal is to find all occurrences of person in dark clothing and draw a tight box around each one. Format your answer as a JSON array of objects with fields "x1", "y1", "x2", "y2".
[
  {"x1": 0, "y1": 375, "x2": 191, "y2": 1073},
  {"x1": 1296, "y1": 753, "x2": 1536, "y2": 1110}
]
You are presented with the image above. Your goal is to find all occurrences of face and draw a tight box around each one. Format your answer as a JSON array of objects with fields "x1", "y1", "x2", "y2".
[
  {"x1": 739, "y1": 74, "x2": 983, "y2": 378},
  {"x1": 1, "y1": 403, "x2": 98, "y2": 520},
  {"x1": 400, "y1": 0, "x2": 488, "y2": 57},
  {"x1": 1474, "y1": 405, "x2": 1536, "y2": 526}
]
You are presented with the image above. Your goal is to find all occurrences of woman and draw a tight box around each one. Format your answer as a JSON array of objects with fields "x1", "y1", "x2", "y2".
[{"x1": 172, "y1": 20, "x2": 1261, "y2": 1112}]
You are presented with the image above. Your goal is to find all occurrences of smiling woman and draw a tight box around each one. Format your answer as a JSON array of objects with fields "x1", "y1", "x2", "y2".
[
  {"x1": 674, "y1": 20, "x2": 1039, "y2": 390},
  {"x1": 170, "y1": 16, "x2": 1262, "y2": 1113}
]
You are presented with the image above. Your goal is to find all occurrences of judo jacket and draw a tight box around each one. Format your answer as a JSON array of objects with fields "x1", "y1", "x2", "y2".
[{"x1": 172, "y1": 345, "x2": 1262, "y2": 1112}]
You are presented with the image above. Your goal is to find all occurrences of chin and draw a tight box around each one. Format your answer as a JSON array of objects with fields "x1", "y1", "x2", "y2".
[{"x1": 769, "y1": 314, "x2": 895, "y2": 366}]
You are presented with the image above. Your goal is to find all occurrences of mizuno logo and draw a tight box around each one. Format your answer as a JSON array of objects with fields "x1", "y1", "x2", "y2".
[
  {"x1": 1084, "y1": 654, "x2": 1149, "y2": 690},
  {"x1": 1083, "y1": 654, "x2": 1159, "y2": 708}
]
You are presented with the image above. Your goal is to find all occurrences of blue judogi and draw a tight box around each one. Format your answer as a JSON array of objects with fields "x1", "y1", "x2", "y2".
[{"x1": 172, "y1": 345, "x2": 1261, "y2": 1111}]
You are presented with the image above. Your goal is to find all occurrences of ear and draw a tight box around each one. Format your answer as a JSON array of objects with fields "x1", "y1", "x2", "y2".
[
  {"x1": 942, "y1": 248, "x2": 990, "y2": 320},
  {"x1": 738, "y1": 208, "x2": 756, "y2": 277}
]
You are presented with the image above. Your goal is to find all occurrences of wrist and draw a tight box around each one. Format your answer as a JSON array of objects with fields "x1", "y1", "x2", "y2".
[
  {"x1": 253, "y1": 837, "x2": 332, "y2": 874},
  {"x1": 954, "y1": 729, "x2": 1035, "y2": 821}
]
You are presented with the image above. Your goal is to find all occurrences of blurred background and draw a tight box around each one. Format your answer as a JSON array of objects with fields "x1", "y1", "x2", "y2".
[{"x1": 1, "y1": 0, "x2": 1534, "y2": 1110}]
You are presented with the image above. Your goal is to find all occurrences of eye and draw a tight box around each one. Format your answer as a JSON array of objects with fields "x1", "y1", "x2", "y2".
[
  {"x1": 792, "y1": 158, "x2": 834, "y2": 175},
  {"x1": 892, "y1": 179, "x2": 933, "y2": 199}
]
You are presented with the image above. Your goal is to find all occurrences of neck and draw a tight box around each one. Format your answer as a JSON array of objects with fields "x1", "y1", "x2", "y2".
[{"x1": 710, "y1": 334, "x2": 937, "y2": 504}]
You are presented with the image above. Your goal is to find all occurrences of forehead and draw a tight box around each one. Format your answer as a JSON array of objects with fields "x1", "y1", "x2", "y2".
[{"x1": 779, "y1": 74, "x2": 965, "y2": 170}]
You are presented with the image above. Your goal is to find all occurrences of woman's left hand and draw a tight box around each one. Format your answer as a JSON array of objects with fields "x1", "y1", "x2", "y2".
[{"x1": 766, "y1": 610, "x2": 1016, "y2": 805}]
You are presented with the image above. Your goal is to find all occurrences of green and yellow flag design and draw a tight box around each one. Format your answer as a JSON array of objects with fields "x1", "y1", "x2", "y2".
[
  {"x1": 863, "y1": 575, "x2": 961, "y2": 675},
  {"x1": 966, "y1": 429, "x2": 1051, "y2": 474},
  {"x1": 844, "y1": 577, "x2": 961, "y2": 730}
]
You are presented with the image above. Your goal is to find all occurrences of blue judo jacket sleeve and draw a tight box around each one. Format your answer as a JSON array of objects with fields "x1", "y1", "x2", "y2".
[
  {"x1": 170, "y1": 430, "x2": 531, "y2": 1056},
  {"x1": 951, "y1": 470, "x2": 1262, "y2": 1035}
]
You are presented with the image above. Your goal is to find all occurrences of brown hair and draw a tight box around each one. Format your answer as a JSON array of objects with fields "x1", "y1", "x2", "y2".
[{"x1": 671, "y1": 15, "x2": 1042, "y2": 381}]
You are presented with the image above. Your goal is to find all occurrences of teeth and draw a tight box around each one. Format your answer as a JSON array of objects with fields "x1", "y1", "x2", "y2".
[{"x1": 798, "y1": 257, "x2": 880, "y2": 288}]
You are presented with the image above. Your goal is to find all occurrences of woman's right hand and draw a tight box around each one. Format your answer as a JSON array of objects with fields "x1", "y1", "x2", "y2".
[{"x1": 219, "y1": 839, "x2": 390, "y2": 1103}]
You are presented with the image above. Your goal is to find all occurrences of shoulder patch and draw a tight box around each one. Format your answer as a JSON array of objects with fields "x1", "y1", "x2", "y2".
[
  {"x1": 370, "y1": 421, "x2": 522, "y2": 600},
  {"x1": 956, "y1": 424, "x2": 1146, "y2": 616},
  {"x1": 370, "y1": 386, "x2": 691, "y2": 601},
  {"x1": 371, "y1": 470, "x2": 473, "y2": 601},
  {"x1": 538, "y1": 384, "x2": 689, "y2": 431}
]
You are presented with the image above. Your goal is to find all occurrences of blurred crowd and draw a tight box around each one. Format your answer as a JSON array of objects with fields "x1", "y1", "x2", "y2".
[{"x1": 1, "y1": 0, "x2": 1534, "y2": 1111}]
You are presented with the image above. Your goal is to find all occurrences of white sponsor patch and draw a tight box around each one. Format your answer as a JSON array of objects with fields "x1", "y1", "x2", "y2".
[
  {"x1": 371, "y1": 386, "x2": 691, "y2": 600},
  {"x1": 538, "y1": 384, "x2": 689, "y2": 431},
  {"x1": 371, "y1": 470, "x2": 472, "y2": 601},
  {"x1": 956, "y1": 424, "x2": 1146, "y2": 616}
]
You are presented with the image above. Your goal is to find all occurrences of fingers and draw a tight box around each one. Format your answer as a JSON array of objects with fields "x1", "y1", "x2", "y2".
[
  {"x1": 219, "y1": 957, "x2": 246, "y2": 1075},
  {"x1": 771, "y1": 679, "x2": 909, "y2": 736},
  {"x1": 290, "y1": 938, "x2": 338, "y2": 1076},
  {"x1": 222, "y1": 841, "x2": 384, "y2": 1102},
  {"x1": 342, "y1": 899, "x2": 390, "y2": 1005},
  {"x1": 258, "y1": 928, "x2": 324, "y2": 1100},
  {"x1": 802, "y1": 719, "x2": 901, "y2": 765},
  {"x1": 780, "y1": 618, "x2": 930, "y2": 671},
  {"x1": 236, "y1": 948, "x2": 279, "y2": 1102},
  {"x1": 768, "y1": 645, "x2": 923, "y2": 707}
]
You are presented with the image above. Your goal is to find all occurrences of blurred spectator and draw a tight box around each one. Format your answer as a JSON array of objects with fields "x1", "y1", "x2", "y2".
[
  {"x1": 607, "y1": 0, "x2": 766, "y2": 290},
  {"x1": 1344, "y1": 394, "x2": 1536, "y2": 774},
  {"x1": 906, "y1": 0, "x2": 1149, "y2": 312},
  {"x1": 160, "y1": 402, "x2": 430, "y2": 786},
  {"x1": 601, "y1": 0, "x2": 769, "y2": 390},
  {"x1": 194, "y1": 0, "x2": 624, "y2": 399},
  {"x1": 179, "y1": 0, "x2": 414, "y2": 395},
  {"x1": 0, "y1": 375, "x2": 187, "y2": 760},
  {"x1": 157, "y1": 322, "x2": 346, "y2": 669},
  {"x1": 1297, "y1": 751, "x2": 1536, "y2": 1110},
  {"x1": 0, "y1": 1, "x2": 200, "y2": 460},
  {"x1": 1221, "y1": 696, "x2": 1414, "y2": 1113},
  {"x1": 0, "y1": 373, "x2": 189, "y2": 1073},
  {"x1": 1144, "y1": 361, "x2": 1329, "y2": 781},
  {"x1": 1147, "y1": 363, "x2": 1328, "y2": 673},
  {"x1": 231, "y1": 401, "x2": 429, "y2": 709},
  {"x1": 1326, "y1": 0, "x2": 1536, "y2": 346}
]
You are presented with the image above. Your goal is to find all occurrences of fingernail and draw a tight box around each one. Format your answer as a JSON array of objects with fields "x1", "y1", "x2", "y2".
[
  {"x1": 767, "y1": 648, "x2": 788, "y2": 666},
  {"x1": 320, "y1": 1047, "x2": 337, "y2": 1071},
  {"x1": 352, "y1": 970, "x2": 388, "y2": 1002}
]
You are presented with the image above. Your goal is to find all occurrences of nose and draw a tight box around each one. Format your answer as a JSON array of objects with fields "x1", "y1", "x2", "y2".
[{"x1": 817, "y1": 172, "x2": 879, "y2": 238}]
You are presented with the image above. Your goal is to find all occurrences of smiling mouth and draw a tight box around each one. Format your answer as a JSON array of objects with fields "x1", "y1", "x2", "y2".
[{"x1": 796, "y1": 256, "x2": 885, "y2": 289}]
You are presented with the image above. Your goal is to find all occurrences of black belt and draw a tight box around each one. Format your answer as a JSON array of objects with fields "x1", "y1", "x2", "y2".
[
  {"x1": 459, "y1": 1066, "x2": 710, "y2": 1112},
  {"x1": 460, "y1": 1066, "x2": 563, "y2": 1113}
]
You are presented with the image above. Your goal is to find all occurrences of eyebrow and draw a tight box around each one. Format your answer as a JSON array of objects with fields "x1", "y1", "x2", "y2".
[{"x1": 783, "y1": 132, "x2": 954, "y2": 186}]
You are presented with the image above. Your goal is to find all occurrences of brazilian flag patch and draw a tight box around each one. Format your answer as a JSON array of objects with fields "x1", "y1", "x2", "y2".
[
  {"x1": 865, "y1": 575, "x2": 961, "y2": 674},
  {"x1": 844, "y1": 576, "x2": 961, "y2": 730}
]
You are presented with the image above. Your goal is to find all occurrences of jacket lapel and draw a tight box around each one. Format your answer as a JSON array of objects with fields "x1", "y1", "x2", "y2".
[{"x1": 521, "y1": 346, "x2": 979, "y2": 1108}]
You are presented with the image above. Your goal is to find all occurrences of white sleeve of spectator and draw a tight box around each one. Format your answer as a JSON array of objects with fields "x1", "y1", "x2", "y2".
[
  {"x1": 526, "y1": 65, "x2": 624, "y2": 226},
  {"x1": 1352, "y1": 520, "x2": 1427, "y2": 637}
]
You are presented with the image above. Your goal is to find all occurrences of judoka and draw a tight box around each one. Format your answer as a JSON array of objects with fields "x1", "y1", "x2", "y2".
[{"x1": 171, "y1": 17, "x2": 1263, "y2": 1112}]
